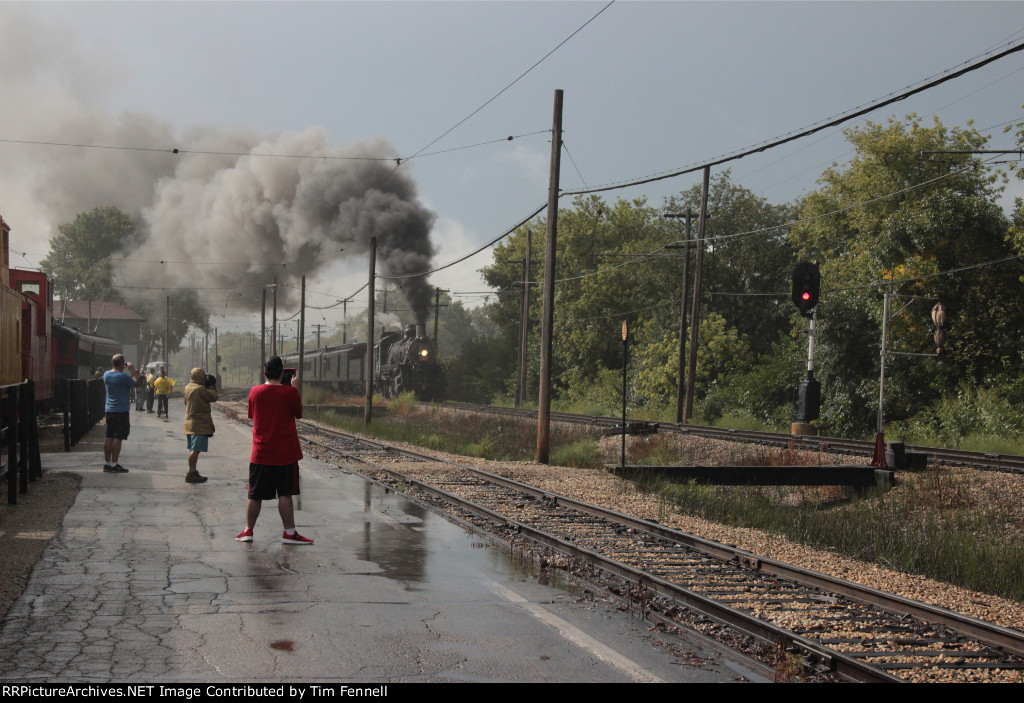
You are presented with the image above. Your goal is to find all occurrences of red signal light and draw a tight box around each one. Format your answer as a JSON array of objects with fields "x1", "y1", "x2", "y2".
[{"x1": 791, "y1": 261, "x2": 821, "y2": 316}]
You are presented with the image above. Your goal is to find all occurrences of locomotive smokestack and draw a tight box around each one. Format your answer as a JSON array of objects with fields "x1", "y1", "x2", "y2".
[{"x1": 416, "y1": 324, "x2": 425, "y2": 339}]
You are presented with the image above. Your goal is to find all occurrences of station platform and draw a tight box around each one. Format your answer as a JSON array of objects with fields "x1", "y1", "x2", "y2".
[{"x1": 0, "y1": 398, "x2": 761, "y2": 683}]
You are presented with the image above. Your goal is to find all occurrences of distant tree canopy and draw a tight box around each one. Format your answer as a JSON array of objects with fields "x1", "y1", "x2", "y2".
[
  {"x1": 40, "y1": 205, "x2": 209, "y2": 361},
  {"x1": 451, "y1": 114, "x2": 1024, "y2": 441},
  {"x1": 41, "y1": 206, "x2": 141, "y2": 301},
  {"x1": 477, "y1": 176, "x2": 795, "y2": 410},
  {"x1": 790, "y1": 115, "x2": 1023, "y2": 436}
]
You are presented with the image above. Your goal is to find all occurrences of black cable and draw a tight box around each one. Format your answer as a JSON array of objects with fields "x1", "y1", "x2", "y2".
[
  {"x1": 563, "y1": 38, "x2": 1024, "y2": 197},
  {"x1": 401, "y1": 1, "x2": 615, "y2": 163}
]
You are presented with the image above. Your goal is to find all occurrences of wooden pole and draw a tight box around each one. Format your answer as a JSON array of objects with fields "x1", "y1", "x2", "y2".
[
  {"x1": 536, "y1": 89, "x2": 563, "y2": 464},
  {"x1": 271, "y1": 276, "x2": 278, "y2": 357},
  {"x1": 684, "y1": 167, "x2": 710, "y2": 423},
  {"x1": 666, "y1": 209, "x2": 693, "y2": 424},
  {"x1": 365, "y1": 238, "x2": 376, "y2": 424},
  {"x1": 299, "y1": 275, "x2": 306, "y2": 399},
  {"x1": 516, "y1": 228, "x2": 532, "y2": 409}
]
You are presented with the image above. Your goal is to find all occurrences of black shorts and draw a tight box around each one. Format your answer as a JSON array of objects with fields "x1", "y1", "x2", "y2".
[
  {"x1": 105, "y1": 411, "x2": 130, "y2": 440},
  {"x1": 247, "y1": 462, "x2": 300, "y2": 501}
]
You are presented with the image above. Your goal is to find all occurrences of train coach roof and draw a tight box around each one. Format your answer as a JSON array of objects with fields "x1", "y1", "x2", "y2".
[
  {"x1": 52, "y1": 321, "x2": 122, "y2": 345},
  {"x1": 53, "y1": 300, "x2": 145, "y2": 321},
  {"x1": 282, "y1": 341, "x2": 367, "y2": 358}
]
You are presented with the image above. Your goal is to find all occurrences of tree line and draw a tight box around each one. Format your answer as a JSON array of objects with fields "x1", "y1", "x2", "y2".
[{"x1": 39, "y1": 114, "x2": 1024, "y2": 443}]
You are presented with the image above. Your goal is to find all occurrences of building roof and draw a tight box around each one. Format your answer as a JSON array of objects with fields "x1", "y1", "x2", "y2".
[{"x1": 53, "y1": 300, "x2": 146, "y2": 322}]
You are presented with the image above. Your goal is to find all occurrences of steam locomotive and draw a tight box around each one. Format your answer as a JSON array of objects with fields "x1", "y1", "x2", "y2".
[{"x1": 281, "y1": 324, "x2": 445, "y2": 401}]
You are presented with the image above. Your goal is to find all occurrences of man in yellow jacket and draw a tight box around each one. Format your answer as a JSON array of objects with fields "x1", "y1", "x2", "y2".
[
  {"x1": 154, "y1": 368, "x2": 175, "y2": 420},
  {"x1": 183, "y1": 368, "x2": 218, "y2": 484}
]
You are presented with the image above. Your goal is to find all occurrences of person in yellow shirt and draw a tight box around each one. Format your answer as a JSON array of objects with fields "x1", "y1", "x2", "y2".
[
  {"x1": 154, "y1": 368, "x2": 176, "y2": 420},
  {"x1": 146, "y1": 369, "x2": 157, "y2": 413}
]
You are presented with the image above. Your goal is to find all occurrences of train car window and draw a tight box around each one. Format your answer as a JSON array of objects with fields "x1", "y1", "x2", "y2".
[{"x1": 18, "y1": 282, "x2": 40, "y2": 295}]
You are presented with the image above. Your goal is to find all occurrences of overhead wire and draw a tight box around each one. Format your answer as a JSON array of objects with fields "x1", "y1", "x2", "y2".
[
  {"x1": 399, "y1": 1, "x2": 615, "y2": 165},
  {"x1": 355, "y1": 37, "x2": 1024, "y2": 290},
  {"x1": 560, "y1": 37, "x2": 1024, "y2": 197}
]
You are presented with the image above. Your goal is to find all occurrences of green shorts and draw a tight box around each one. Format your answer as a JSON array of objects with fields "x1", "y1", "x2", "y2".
[{"x1": 186, "y1": 434, "x2": 210, "y2": 452}]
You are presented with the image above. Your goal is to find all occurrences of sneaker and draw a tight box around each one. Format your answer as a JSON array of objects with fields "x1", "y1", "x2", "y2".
[
  {"x1": 104, "y1": 464, "x2": 129, "y2": 473},
  {"x1": 281, "y1": 531, "x2": 313, "y2": 545},
  {"x1": 235, "y1": 528, "x2": 254, "y2": 542},
  {"x1": 185, "y1": 473, "x2": 208, "y2": 484}
]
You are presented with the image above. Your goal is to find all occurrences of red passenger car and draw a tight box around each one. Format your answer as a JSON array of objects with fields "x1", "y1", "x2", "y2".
[{"x1": 8, "y1": 268, "x2": 54, "y2": 404}]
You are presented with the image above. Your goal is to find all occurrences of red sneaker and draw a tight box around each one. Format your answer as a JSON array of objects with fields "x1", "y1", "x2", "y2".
[
  {"x1": 281, "y1": 531, "x2": 313, "y2": 545},
  {"x1": 235, "y1": 528, "x2": 254, "y2": 542}
]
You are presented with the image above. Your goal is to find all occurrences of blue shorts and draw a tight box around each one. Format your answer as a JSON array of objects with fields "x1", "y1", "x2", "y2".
[{"x1": 186, "y1": 434, "x2": 210, "y2": 452}]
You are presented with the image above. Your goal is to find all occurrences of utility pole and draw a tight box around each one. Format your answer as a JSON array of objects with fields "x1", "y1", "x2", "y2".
[
  {"x1": 260, "y1": 288, "x2": 267, "y2": 369},
  {"x1": 165, "y1": 296, "x2": 169, "y2": 369},
  {"x1": 312, "y1": 323, "x2": 324, "y2": 349},
  {"x1": 684, "y1": 167, "x2": 710, "y2": 424},
  {"x1": 516, "y1": 228, "x2": 533, "y2": 409},
  {"x1": 271, "y1": 276, "x2": 278, "y2": 357},
  {"x1": 299, "y1": 276, "x2": 305, "y2": 399},
  {"x1": 537, "y1": 89, "x2": 563, "y2": 464},
  {"x1": 342, "y1": 298, "x2": 349, "y2": 344},
  {"x1": 365, "y1": 238, "x2": 376, "y2": 424},
  {"x1": 432, "y1": 288, "x2": 449, "y2": 349},
  {"x1": 665, "y1": 209, "x2": 694, "y2": 424}
]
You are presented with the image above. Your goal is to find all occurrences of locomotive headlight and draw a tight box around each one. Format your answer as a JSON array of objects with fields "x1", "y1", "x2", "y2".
[{"x1": 420, "y1": 349, "x2": 429, "y2": 358}]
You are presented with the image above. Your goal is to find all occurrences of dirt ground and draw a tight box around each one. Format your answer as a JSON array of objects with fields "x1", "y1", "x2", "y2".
[{"x1": 0, "y1": 417, "x2": 94, "y2": 620}]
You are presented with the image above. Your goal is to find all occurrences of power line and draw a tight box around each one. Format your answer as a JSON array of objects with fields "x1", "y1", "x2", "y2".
[
  {"x1": 562, "y1": 38, "x2": 1024, "y2": 197},
  {"x1": 401, "y1": 1, "x2": 615, "y2": 164}
]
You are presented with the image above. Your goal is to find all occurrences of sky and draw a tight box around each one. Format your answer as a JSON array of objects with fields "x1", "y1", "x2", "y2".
[{"x1": 2, "y1": 1, "x2": 1024, "y2": 336}]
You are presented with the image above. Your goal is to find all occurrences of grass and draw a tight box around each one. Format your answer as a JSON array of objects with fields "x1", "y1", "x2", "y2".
[
  {"x1": 624, "y1": 435, "x2": 1024, "y2": 603},
  {"x1": 312, "y1": 403, "x2": 600, "y2": 464}
]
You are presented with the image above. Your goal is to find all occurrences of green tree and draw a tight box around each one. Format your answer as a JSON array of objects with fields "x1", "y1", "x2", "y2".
[
  {"x1": 664, "y1": 171, "x2": 797, "y2": 355},
  {"x1": 484, "y1": 195, "x2": 680, "y2": 397},
  {"x1": 40, "y1": 206, "x2": 142, "y2": 300},
  {"x1": 41, "y1": 206, "x2": 210, "y2": 363},
  {"x1": 790, "y1": 115, "x2": 1022, "y2": 437},
  {"x1": 481, "y1": 183, "x2": 795, "y2": 413},
  {"x1": 631, "y1": 312, "x2": 754, "y2": 418}
]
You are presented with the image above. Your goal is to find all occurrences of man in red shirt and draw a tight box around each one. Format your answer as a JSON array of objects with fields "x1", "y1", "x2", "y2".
[{"x1": 235, "y1": 356, "x2": 313, "y2": 545}]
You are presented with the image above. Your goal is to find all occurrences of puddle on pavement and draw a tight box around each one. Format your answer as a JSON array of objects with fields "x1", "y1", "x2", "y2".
[{"x1": 354, "y1": 476, "x2": 582, "y2": 598}]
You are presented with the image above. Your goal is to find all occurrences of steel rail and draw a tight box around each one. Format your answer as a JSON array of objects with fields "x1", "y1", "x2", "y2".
[
  {"x1": 297, "y1": 427, "x2": 895, "y2": 682},
  {"x1": 292, "y1": 420, "x2": 1024, "y2": 681},
  {"x1": 358, "y1": 436, "x2": 1024, "y2": 659}
]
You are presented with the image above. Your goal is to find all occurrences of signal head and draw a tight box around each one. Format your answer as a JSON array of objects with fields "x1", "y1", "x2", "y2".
[{"x1": 792, "y1": 261, "x2": 821, "y2": 316}]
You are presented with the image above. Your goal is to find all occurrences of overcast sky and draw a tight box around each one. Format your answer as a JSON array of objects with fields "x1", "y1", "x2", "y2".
[{"x1": 3, "y1": 1, "x2": 1023, "y2": 334}]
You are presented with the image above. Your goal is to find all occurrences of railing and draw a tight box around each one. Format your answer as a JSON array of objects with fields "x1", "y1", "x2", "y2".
[
  {"x1": 1, "y1": 380, "x2": 42, "y2": 505},
  {"x1": 62, "y1": 378, "x2": 105, "y2": 449}
]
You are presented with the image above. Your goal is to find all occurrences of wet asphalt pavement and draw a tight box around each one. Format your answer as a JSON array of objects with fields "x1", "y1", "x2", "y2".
[{"x1": 0, "y1": 400, "x2": 762, "y2": 683}]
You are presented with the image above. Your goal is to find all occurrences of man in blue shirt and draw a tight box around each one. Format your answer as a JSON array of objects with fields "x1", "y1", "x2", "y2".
[{"x1": 103, "y1": 354, "x2": 139, "y2": 473}]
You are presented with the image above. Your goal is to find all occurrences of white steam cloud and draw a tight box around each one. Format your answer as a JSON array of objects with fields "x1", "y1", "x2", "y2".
[{"x1": 1, "y1": 7, "x2": 437, "y2": 323}]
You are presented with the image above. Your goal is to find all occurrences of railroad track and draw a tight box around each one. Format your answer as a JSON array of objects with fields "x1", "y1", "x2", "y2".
[
  {"x1": 289, "y1": 417, "x2": 1024, "y2": 684},
  {"x1": 427, "y1": 401, "x2": 1024, "y2": 474}
]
